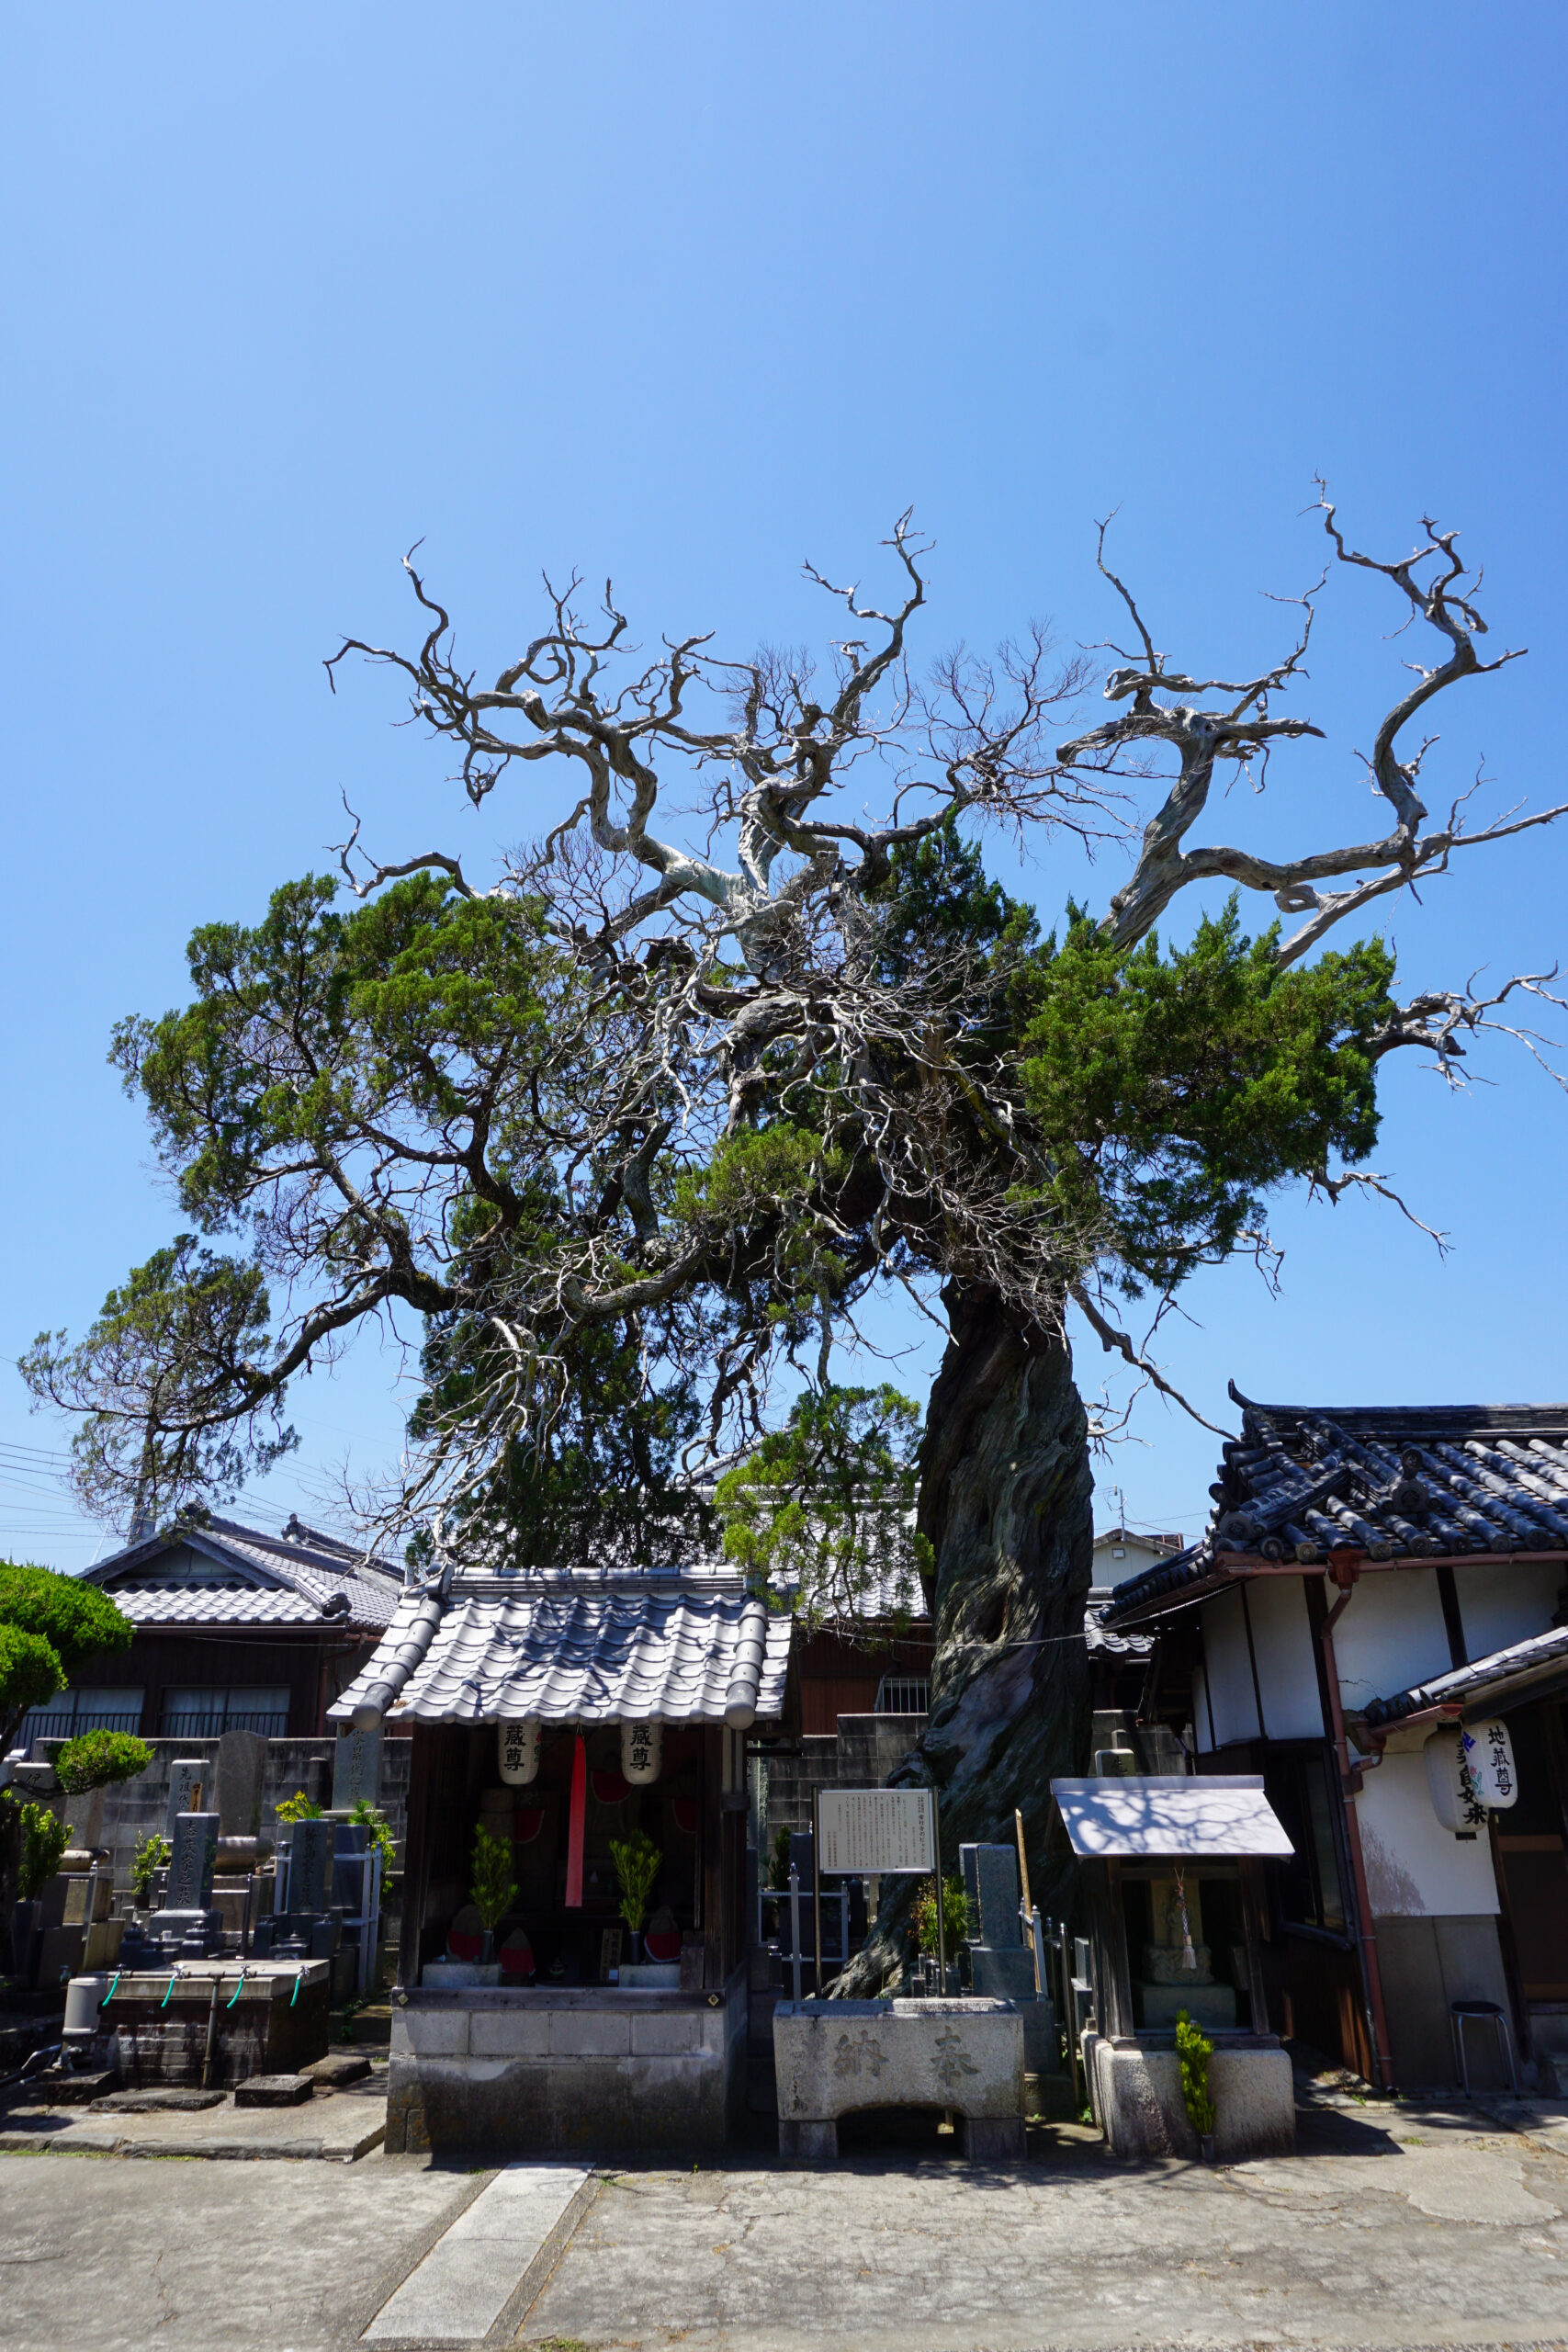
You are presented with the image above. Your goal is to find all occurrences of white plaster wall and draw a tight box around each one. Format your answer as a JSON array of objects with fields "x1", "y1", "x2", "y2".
[
  {"x1": 1092, "y1": 1537, "x2": 1174, "y2": 1589},
  {"x1": 1455, "y1": 1561, "x2": 1564, "y2": 1664},
  {"x1": 1192, "y1": 1661, "x2": 1213, "y2": 1754},
  {"x1": 1330, "y1": 1570, "x2": 1450, "y2": 1715},
  {"x1": 1357, "y1": 1749, "x2": 1499, "y2": 1917},
  {"x1": 1246, "y1": 1577, "x2": 1325, "y2": 1741},
  {"x1": 1200, "y1": 1589, "x2": 1261, "y2": 1747}
]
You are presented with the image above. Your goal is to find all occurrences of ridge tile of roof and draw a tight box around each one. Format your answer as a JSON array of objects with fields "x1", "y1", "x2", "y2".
[{"x1": 88, "y1": 1513, "x2": 402, "y2": 1631}]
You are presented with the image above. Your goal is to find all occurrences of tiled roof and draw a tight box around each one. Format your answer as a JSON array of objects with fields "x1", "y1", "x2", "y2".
[
  {"x1": 104, "y1": 1587, "x2": 326, "y2": 1626},
  {"x1": 1084, "y1": 1591, "x2": 1154, "y2": 1660},
  {"x1": 1104, "y1": 1391, "x2": 1568, "y2": 1625},
  {"x1": 1359, "y1": 1623, "x2": 1568, "y2": 1731},
  {"x1": 88, "y1": 1513, "x2": 402, "y2": 1634},
  {"x1": 328, "y1": 1566, "x2": 793, "y2": 1731}
]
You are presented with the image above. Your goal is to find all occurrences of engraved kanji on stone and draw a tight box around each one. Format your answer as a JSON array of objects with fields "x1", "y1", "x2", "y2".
[
  {"x1": 931, "y1": 2026, "x2": 979, "y2": 2088},
  {"x1": 833, "y1": 2029, "x2": 887, "y2": 2079}
]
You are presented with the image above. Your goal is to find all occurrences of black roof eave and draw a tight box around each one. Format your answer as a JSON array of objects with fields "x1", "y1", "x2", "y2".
[{"x1": 1103, "y1": 1544, "x2": 1568, "y2": 1632}]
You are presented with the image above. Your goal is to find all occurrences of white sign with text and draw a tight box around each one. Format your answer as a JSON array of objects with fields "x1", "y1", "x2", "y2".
[{"x1": 818, "y1": 1787, "x2": 934, "y2": 1876}]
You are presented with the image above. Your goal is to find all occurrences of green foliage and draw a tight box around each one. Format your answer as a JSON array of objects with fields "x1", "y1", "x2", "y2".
[
  {"x1": 673, "y1": 1124, "x2": 843, "y2": 1224},
  {"x1": 609, "y1": 1829, "x2": 662, "y2": 1935},
  {"x1": 54, "y1": 1729, "x2": 152, "y2": 1795},
  {"x1": 15, "y1": 1802, "x2": 69, "y2": 1901},
  {"x1": 130, "y1": 1831, "x2": 171, "y2": 1905},
  {"x1": 1176, "y1": 2008, "x2": 1217, "y2": 2137},
  {"x1": 0, "y1": 1565, "x2": 132, "y2": 1751},
  {"x1": 1015, "y1": 899, "x2": 1395, "y2": 1295},
  {"x1": 913, "y1": 1871, "x2": 968, "y2": 1957},
  {"x1": 0, "y1": 1624, "x2": 64, "y2": 1735},
  {"x1": 873, "y1": 815, "x2": 1038, "y2": 993},
  {"x1": 411, "y1": 1301, "x2": 712, "y2": 1572},
  {"x1": 351, "y1": 1799, "x2": 397, "y2": 1877},
  {"x1": 470, "y1": 1824, "x2": 517, "y2": 1931},
  {"x1": 23, "y1": 1239, "x2": 296, "y2": 1527},
  {"x1": 716, "y1": 1385, "x2": 929, "y2": 1627},
  {"x1": 276, "y1": 1790, "x2": 322, "y2": 1823}
]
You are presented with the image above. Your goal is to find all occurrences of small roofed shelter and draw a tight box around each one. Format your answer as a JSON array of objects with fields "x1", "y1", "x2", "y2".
[
  {"x1": 330, "y1": 1564, "x2": 794, "y2": 2157},
  {"x1": 1049, "y1": 1775, "x2": 1297, "y2": 2161}
]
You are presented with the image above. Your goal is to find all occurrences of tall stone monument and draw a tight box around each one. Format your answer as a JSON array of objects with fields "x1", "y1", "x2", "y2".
[
  {"x1": 165, "y1": 1812, "x2": 220, "y2": 1912},
  {"x1": 215, "y1": 1729, "x2": 269, "y2": 1838},
  {"x1": 165, "y1": 1758, "x2": 208, "y2": 1837},
  {"x1": 332, "y1": 1725, "x2": 382, "y2": 1813}
]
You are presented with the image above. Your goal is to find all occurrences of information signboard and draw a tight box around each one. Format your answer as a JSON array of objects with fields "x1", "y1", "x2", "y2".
[{"x1": 817, "y1": 1788, "x2": 934, "y2": 1876}]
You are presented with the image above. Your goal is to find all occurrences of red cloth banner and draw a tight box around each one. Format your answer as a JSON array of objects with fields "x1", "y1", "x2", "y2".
[{"x1": 565, "y1": 1731, "x2": 587, "y2": 1907}]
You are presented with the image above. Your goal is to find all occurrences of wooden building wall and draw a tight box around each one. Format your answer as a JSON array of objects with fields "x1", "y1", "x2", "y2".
[
  {"x1": 793, "y1": 1623, "x2": 933, "y2": 1738},
  {"x1": 64, "y1": 1626, "x2": 380, "y2": 1740}
]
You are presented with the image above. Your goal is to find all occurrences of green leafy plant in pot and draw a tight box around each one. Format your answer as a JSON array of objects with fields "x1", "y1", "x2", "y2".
[
  {"x1": 470, "y1": 1825, "x2": 517, "y2": 1964},
  {"x1": 609, "y1": 1829, "x2": 662, "y2": 1962},
  {"x1": 130, "y1": 1830, "x2": 171, "y2": 1910},
  {"x1": 1176, "y1": 2008, "x2": 1217, "y2": 2159}
]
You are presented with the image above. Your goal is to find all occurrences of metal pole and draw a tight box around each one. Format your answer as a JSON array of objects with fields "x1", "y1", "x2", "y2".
[
  {"x1": 931, "y1": 1783, "x2": 947, "y2": 1996},
  {"x1": 1015, "y1": 1808, "x2": 1042, "y2": 1996},
  {"x1": 787, "y1": 1866, "x2": 803, "y2": 2002},
  {"x1": 811, "y1": 1784, "x2": 823, "y2": 1995}
]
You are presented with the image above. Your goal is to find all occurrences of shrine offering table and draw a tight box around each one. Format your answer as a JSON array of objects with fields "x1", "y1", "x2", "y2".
[{"x1": 773, "y1": 1996, "x2": 1025, "y2": 2163}]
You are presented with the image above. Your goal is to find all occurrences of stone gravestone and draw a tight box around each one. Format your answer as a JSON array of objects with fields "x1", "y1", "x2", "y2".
[
  {"x1": 165, "y1": 1759, "x2": 208, "y2": 1838},
  {"x1": 959, "y1": 1843, "x2": 1036, "y2": 2002},
  {"x1": 165, "y1": 1812, "x2": 220, "y2": 1911},
  {"x1": 215, "y1": 1729, "x2": 269, "y2": 1838},
  {"x1": 332, "y1": 1725, "x2": 382, "y2": 1813},
  {"x1": 288, "y1": 1816, "x2": 333, "y2": 1915}
]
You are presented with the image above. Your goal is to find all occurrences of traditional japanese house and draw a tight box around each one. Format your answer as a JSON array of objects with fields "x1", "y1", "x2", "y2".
[
  {"x1": 1101, "y1": 1390, "x2": 1568, "y2": 2095},
  {"x1": 329, "y1": 1561, "x2": 794, "y2": 2156},
  {"x1": 17, "y1": 1514, "x2": 401, "y2": 1748}
]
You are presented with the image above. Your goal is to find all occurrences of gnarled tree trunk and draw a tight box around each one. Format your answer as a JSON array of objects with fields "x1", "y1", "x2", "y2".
[{"x1": 839, "y1": 1283, "x2": 1094, "y2": 1992}]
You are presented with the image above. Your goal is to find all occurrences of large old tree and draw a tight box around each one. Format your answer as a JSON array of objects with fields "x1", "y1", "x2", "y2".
[{"x1": 26, "y1": 499, "x2": 1566, "y2": 1977}]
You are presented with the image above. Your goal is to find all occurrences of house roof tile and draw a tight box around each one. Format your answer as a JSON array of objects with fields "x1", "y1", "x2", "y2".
[{"x1": 1104, "y1": 1392, "x2": 1568, "y2": 1626}]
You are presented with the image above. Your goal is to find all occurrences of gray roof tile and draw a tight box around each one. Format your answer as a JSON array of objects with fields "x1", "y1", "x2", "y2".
[
  {"x1": 1105, "y1": 1393, "x2": 1568, "y2": 1625},
  {"x1": 328, "y1": 1566, "x2": 792, "y2": 1730}
]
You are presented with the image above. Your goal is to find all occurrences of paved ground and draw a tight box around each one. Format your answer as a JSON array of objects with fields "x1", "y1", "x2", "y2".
[
  {"x1": 6, "y1": 2097, "x2": 1568, "y2": 2351},
  {"x1": 0, "y1": 2068, "x2": 389, "y2": 2161}
]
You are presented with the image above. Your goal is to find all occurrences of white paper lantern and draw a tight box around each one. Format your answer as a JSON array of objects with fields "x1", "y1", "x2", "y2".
[
  {"x1": 621, "y1": 1719, "x2": 662, "y2": 1785},
  {"x1": 1461, "y1": 1718, "x2": 1518, "y2": 1812},
  {"x1": 498, "y1": 1719, "x2": 541, "y2": 1785},
  {"x1": 1425, "y1": 1719, "x2": 1518, "y2": 1831}
]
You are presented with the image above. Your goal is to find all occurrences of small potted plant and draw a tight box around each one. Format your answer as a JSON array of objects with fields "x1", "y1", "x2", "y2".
[
  {"x1": 913, "y1": 1871, "x2": 968, "y2": 1993},
  {"x1": 1176, "y1": 2007, "x2": 1218, "y2": 2161},
  {"x1": 609, "y1": 1829, "x2": 662, "y2": 1964},
  {"x1": 471, "y1": 1825, "x2": 517, "y2": 1969},
  {"x1": 130, "y1": 1831, "x2": 171, "y2": 1918}
]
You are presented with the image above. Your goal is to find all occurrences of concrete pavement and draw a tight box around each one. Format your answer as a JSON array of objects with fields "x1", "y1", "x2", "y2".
[{"x1": 5, "y1": 2098, "x2": 1568, "y2": 2349}]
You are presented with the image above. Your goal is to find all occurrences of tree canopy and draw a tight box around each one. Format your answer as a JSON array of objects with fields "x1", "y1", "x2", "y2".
[
  {"x1": 21, "y1": 502, "x2": 1566, "y2": 1582},
  {"x1": 0, "y1": 1565, "x2": 132, "y2": 1756}
]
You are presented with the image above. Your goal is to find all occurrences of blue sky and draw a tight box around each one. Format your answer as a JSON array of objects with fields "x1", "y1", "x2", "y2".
[{"x1": 3, "y1": 5, "x2": 1565, "y2": 1566}]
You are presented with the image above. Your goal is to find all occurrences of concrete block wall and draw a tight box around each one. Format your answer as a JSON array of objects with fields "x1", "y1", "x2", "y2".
[
  {"x1": 385, "y1": 1975, "x2": 747, "y2": 2157},
  {"x1": 73, "y1": 1736, "x2": 412, "y2": 1890},
  {"x1": 761, "y1": 1713, "x2": 926, "y2": 1854}
]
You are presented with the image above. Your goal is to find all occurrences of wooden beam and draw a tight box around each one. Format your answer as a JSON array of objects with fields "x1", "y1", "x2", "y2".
[{"x1": 395, "y1": 1723, "x2": 434, "y2": 1991}]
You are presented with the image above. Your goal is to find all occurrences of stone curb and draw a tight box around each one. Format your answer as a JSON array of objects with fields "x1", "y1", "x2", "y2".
[{"x1": 0, "y1": 2118, "x2": 386, "y2": 2161}]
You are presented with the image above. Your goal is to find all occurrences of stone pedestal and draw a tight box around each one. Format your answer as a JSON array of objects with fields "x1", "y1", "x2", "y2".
[
  {"x1": 1084, "y1": 2030, "x2": 1295, "y2": 2162},
  {"x1": 773, "y1": 1996, "x2": 1025, "y2": 2164}
]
